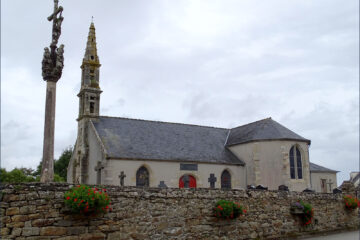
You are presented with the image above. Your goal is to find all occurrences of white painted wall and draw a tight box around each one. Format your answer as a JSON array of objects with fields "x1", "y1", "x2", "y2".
[
  {"x1": 229, "y1": 140, "x2": 311, "y2": 191},
  {"x1": 87, "y1": 123, "x2": 105, "y2": 184},
  {"x1": 311, "y1": 172, "x2": 338, "y2": 193},
  {"x1": 101, "y1": 159, "x2": 246, "y2": 189}
]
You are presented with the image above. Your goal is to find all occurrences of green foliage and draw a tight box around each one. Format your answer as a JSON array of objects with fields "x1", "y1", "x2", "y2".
[
  {"x1": 0, "y1": 168, "x2": 37, "y2": 183},
  {"x1": 54, "y1": 147, "x2": 73, "y2": 180},
  {"x1": 1, "y1": 146, "x2": 72, "y2": 183},
  {"x1": 292, "y1": 200, "x2": 314, "y2": 225},
  {"x1": 35, "y1": 146, "x2": 73, "y2": 181},
  {"x1": 64, "y1": 185, "x2": 111, "y2": 214},
  {"x1": 213, "y1": 200, "x2": 246, "y2": 219},
  {"x1": 344, "y1": 195, "x2": 360, "y2": 210}
]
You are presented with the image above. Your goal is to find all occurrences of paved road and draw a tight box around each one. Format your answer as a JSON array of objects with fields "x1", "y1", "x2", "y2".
[{"x1": 304, "y1": 230, "x2": 359, "y2": 240}]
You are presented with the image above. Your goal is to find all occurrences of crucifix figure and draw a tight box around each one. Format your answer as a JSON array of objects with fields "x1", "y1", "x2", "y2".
[
  {"x1": 327, "y1": 179, "x2": 334, "y2": 192},
  {"x1": 94, "y1": 161, "x2": 105, "y2": 184},
  {"x1": 208, "y1": 173, "x2": 217, "y2": 189},
  {"x1": 118, "y1": 171, "x2": 126, "y2": 187}
]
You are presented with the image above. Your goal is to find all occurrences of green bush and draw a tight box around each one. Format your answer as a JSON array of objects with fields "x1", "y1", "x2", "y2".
[
  {"x1": 64, "y1": 185, "x2": 111, "y2": 214},
  {"x1": 213, "y1": 200, "x2": 246, "y2": 219}
]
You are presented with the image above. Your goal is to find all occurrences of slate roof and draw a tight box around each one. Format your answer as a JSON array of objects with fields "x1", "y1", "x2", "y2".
[
  {"x1": 309, "y1": 162, "x2": 338, "y2": 173},
  {"x1": 226, "y1": 118, "x2": 311, "y2": 146},
  {"x1": 92, "y1": 116, "x2": 244, "y2": 165}
]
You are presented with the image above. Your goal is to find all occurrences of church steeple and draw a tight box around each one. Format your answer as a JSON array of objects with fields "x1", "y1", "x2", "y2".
[{"x1": 77, "y1": 22, "x2": 102, "y2": 120}]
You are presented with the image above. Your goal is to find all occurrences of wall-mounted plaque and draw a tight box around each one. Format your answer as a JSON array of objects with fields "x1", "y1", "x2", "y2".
[{"x1": 180, "y1": 163, "x2": 198, "y2": 171}]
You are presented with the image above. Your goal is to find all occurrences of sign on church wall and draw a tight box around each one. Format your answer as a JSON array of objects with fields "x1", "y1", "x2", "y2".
[{"x1": 180, "y1": 163, "x2": 198, "y2": 171}]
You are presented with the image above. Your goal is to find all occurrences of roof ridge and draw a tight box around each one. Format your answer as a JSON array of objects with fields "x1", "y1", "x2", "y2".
[
  {"x1": 98, "y1": 115, "x2": 229, "y2": 130},
  {"x1": 230, "y1": 117, "x2": 272, "y2": 130}
]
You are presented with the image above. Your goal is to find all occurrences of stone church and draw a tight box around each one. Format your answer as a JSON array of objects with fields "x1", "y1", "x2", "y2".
[{"x1": 67, "y1": 23, "x2": 337, "y2": 192}]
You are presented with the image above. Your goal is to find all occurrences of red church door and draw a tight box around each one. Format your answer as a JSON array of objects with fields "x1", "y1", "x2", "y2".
[{"x1": 179, "y1": 175, "x2": 196, "y2": 188}]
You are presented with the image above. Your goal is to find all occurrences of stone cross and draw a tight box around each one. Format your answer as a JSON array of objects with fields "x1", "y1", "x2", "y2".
[
  {"x1": 183, "y1": 175, "x2": 190, "y2": 188},
  {"x1": 158, "y1": 181, "x2": 167, "y2": 188},
  {"x1": 118, "y1": 171, "x2": 126, "y2": 187},
  {"x1": 208, "y1": 173, "x2": 217, "y2": 189},
  {"x1": 327, "y1": 179, "x2": 333, "y2": 192},
  {"x1": 40, "y1": 0, "x2": 64, "y2": 183},
  {"x1": 94, "y1": 161, "x2": 104, "y2": 184}
]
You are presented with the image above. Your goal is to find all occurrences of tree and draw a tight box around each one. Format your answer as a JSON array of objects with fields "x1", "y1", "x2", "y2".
[
  {"x1": 34, "y1": 146, "x2": 73, "y2": 182},
  {"x1": 0, "y1": 168, "x2": 37, "y2": 183},
  {"x1": 54, "y1": 146, "x2": 73, "y2": 180}
]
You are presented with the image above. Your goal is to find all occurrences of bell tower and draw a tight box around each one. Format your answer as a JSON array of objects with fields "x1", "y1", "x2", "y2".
[
  {"x1": 77, "y1": 22, "x2": 102, "y2": 120},
  {"x1": 73, "y1": 21, "x2": 102, "y2": 184}
]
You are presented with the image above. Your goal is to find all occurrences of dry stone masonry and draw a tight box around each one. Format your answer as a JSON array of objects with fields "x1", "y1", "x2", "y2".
[{"x1": 1, "y1": 183, "x2": 358, "y2": 239}]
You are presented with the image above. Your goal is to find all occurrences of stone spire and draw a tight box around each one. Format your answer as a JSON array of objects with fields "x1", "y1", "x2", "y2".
[
  {"x1": 81, "y1": 22, "x2": 100, "y2": 71},
  {"x1": 78, "y1": 22, "x2": 102, "y2": 120}
]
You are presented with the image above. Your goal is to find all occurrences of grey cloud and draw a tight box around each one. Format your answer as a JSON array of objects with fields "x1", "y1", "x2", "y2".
[{"x1": 1, "y1": 0, "x2": 358, "y2": 186}]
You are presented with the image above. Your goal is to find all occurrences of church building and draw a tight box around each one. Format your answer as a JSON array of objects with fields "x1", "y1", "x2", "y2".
[{"x1": 67, "y1": 23, "x2": 337, "y2": 192}]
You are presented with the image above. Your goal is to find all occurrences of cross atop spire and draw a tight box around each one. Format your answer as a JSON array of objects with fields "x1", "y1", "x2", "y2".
[{"x1": 82, "y1": 22, "x2": 100, "y2": 66}]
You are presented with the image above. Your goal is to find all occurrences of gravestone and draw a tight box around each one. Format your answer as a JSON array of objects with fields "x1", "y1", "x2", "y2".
[
  {"x1": 256, "y1": 185, "x2": 268, "y2": 190},
  {"x1": 278, "y1": 185, "x2": 289, "y2": 191},
  {"x1": 333, "y1": 188, "x2": 342, "y2": 194},
  {"x1": 303, "y1": 188, "x2": 315, "y2": 193},
  {"x1": 208, "y1": 173, "x2": 217, "y2": 189},
  {"x1": 158, "y1": 181, "x2": 167, "y2": 188},
  {"x1": 118, "y1": 171, "x2": 126, "y2": 187}
]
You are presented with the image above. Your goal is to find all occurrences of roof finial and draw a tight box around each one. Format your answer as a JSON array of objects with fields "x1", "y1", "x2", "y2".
[{"x1": 91, "y1": 16, "x2": 94, "y2": 23}]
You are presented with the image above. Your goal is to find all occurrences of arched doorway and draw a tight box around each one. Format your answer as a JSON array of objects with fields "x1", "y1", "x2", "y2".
[
  {"x1": 179, "y1": 174, "x2": 196, "y2": 188},
  {"x1": 221, "y1": 170, "x2": 231, "y2": 189},
  {"x1": 136, "y1": 166, "x2": 149, "y2": 187}
]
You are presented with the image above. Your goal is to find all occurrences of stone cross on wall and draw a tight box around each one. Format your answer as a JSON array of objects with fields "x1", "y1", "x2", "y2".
[
  {"x1": 208, "y1": 173, "x2": 217, "y2": 189},
  {"x1": 94, "y1": 161, "x2": 105, "y2": 184},
  {"x1": 183, "y1": 175, "x2": 190, "y2": 188},
  {"x1": 327, "y1": 179, "x2": 334, "y2": 192},
  {"x1": 118, "y1": 171, "x2": 126, "y2": 187}
]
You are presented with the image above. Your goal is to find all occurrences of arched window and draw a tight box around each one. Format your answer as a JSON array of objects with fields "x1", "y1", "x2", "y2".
[
  {"x1": 179, "y1": 175, "x2": 196, "y2": 188},
  {"x1": 136, "y1": 166, "x2": 149, "y2": 187},
  {"x1": 221, "y1": 170, "x2": 231, "y2": 189},
  {"x1": 289, "y1": 146, "x2": 302, "y2": 179}
]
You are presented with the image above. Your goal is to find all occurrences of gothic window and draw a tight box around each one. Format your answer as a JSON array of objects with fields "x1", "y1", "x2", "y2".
[
  {"x1": 179, "y1": 175, "x2": 196, "y2": 188},
  {"x1": 221, "y1": 170, "x2": 231, "y2": 189},
  {"x1": 136, "y1": 166, "x2": 149, "y2": 187},
  {"x1": 289, "y1": 146, "x2": 302, "y2": 179}
]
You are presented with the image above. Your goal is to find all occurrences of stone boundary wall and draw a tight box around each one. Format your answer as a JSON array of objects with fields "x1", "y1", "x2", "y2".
[{"x1": 1, "y1": 183, "x2": 359, "y2": 240}]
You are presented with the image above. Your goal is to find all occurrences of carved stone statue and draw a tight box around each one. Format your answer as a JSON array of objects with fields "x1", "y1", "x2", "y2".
[{"x1": 41, "y1": 0, "x2": 64, "y2": 82}]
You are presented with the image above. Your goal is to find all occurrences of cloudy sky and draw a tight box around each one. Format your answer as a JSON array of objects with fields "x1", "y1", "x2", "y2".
[{"x1": 1, "y1": 0, "x2": 358, "y2": 185}]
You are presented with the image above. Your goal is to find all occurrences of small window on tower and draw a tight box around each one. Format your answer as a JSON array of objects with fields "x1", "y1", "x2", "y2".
[
  {"x1": 91, "y1": 55, "x2": 94, "y2": 60},
  {"x1": 90, "y1": 102, "x2": 95, "y2": 113},
  {"x1": 92, "y1": 38, "x2": 94, "y2": 42},
  {"x1": 90, "y1": 69, "x2": 94, "y2": 74}
]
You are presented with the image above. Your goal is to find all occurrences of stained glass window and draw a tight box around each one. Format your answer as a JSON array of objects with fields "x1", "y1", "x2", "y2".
[
  {"x1": 221, "y1": 170, "x2": 231, "y2": 189},
  {"x1": 136, "y1": 166, "x2": 149, "y2": 187}
]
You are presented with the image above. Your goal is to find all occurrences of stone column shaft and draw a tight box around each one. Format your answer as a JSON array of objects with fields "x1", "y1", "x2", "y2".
[{"x1": 40, "y1": 81, "x2": 56, "y2": 182}]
